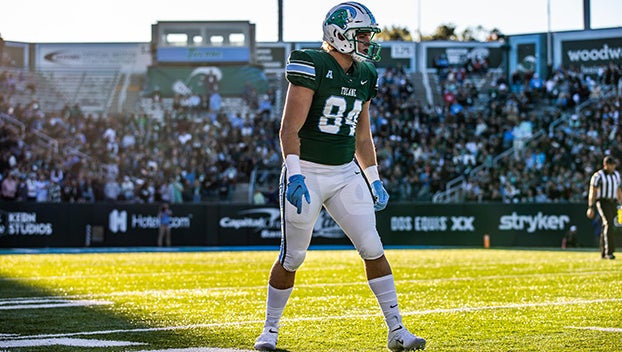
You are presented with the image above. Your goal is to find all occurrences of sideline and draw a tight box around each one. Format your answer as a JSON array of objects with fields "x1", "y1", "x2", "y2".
[
  {"x1": 0, "y1": 245, "x2": 595, "y2": 255},
  {"x1": 0, "y1": 245, "x2": 358, "y2": 255},
  {"x1": 0, "y1": 246, "x2": 282, "y2": 255},
  {"x1": 0, "y1": 244, "x2": 449, "y2": 255}
]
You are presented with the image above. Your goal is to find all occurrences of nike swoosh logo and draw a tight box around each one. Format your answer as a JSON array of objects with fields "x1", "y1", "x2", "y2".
[
  {"x1": 355, "y1": 171, "x2": 361, "y2": 175},
  {"x1": 361, "y1": 80, "x2": 368, "y2": 85},
  {"x1": 390, "y1": 304, "x2": 398, "y2": 309},
  {"x1": 268, "y1": 328, "x2": 278, "y2": 334},
  {"x1": 390, "y1": 325, "x2": 403, "y2": 333}
]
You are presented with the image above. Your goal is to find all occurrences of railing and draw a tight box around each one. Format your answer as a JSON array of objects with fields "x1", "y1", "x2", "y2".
[
  {"x1": 432, "y1": 92, "x2": 612, "y2": 203},
  {"x1": 36, "y1": 68, "x2": 121, "y2": 114},
  {"x1": 432, "y1": 128, "x2": 546, "y2": 203},
  {"x1": 63, "y1": 145, "x2": 106, "y2": 177},
  {"x1": 249, "y1": 168, "x2": 280, "y2": 204},
  {"x1": 31, "y1": 129, "x2": 59, "y2": 154},
  {"x1": 0, "y1": 112, "x2": 26, "y2": 137}
]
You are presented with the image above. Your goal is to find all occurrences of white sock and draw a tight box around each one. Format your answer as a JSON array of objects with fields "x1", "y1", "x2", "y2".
[
  {"x1": 368, "y1": 274, "x2": 402, "y2": 329},
  {"x1": 264, "y1": 285, "x2": 293, "y2": 329}
]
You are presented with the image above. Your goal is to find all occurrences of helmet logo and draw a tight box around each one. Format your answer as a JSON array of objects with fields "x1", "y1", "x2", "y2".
[
  {"x1": 325, "y1": 6, "x2": 355, "y2": 30},
  {"x1": 322, "y1": 2, "x2": 382, "y2": 62}
]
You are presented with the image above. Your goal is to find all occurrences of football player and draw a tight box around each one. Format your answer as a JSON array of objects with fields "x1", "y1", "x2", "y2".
[{"x1": 254, "y1": 2, "x2": 426, "y2": 351}]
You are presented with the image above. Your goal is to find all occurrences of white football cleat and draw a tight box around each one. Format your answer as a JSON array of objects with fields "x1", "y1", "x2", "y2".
[
  {"x1": 387, "y1": 324, "x2": 426, "y2": 351},
  {"x1": 254, "y1": 326, "x2": 278, "y2": 351}
]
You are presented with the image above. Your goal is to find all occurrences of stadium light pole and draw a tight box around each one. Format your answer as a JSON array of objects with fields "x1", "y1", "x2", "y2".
[
  {"x1": 546, "y1": 0, "x2": 552, "y2": 74},
  {"x1": 416, "y1": 0, "x2": 422, "y2": 42},
  {"x1": 583, "y1": 0, "x2": 591, "y2": 30},
  {"x1": 277, "y1": 0, "x2": 283, "y2": 43}
]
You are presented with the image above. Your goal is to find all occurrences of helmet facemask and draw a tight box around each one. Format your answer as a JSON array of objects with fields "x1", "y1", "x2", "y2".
[{"x1": 349, "y1": 29, "x2": 381, "y2": 63}]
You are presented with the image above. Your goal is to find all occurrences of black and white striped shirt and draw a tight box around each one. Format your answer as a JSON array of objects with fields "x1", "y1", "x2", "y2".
[{"x1": 591, "y1": 169, "x2": 622, "y2": 200}]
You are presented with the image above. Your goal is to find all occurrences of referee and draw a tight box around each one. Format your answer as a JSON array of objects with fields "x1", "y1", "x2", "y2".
[{"x1": 587, "y1": 155, "x2": 621, "y2": 259}]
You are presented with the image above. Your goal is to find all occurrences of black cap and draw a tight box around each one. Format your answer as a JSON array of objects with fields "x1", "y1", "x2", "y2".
[{"x1": 604, "y1": 155, "x2": 617, "y2": 165}]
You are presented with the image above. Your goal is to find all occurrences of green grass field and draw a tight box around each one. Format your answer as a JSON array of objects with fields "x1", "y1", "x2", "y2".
[{"x1": 0, "y1": 247, "x2": 621, "y2": 351}]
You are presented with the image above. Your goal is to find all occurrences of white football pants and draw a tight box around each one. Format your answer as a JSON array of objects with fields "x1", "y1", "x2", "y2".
[{"x1": 278, "y1": 159, "x2": 385, "y2": 271}]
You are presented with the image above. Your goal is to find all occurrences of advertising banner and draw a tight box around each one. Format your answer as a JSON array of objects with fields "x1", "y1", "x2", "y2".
[
  {"x1": 377, "y1": 203, "x2": 594, "y2": 247},
  {"x1": 256, "y1": 43, "x2": 289, "y2": 73},
  {"x1": 424, "y1": 43, "x2": 504, "y2": 69},
  {"x1": 34, "y1": 43, "x2": 151, "y2": 73},
  {"x1": 157, "y1": 47, "x2": 250, "y2": 63},
  {"x1": 212, "y1": 205, "x2": 347, "y2": 246},
  {"x1": 0, "y1": 202, "x2": 607, "y2": 249},
  {"x1": 145, "y1": 65, "x2": 269, "y2": 97},
  {"x1": 0, "y1": 203, "x2": 83, "y2": 247},
  {"x1": 93, "y1": 203, "x2": 207, "y2": 247},
  {"x1": 293, "y1": 41, "x2": 414, "y2": 71},
  {"x1": 561, "y1": 36, "x2": 622, "y2": 76}
]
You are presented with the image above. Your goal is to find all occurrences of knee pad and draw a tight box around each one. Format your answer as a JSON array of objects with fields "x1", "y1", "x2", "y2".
[
  {"x1": 354, "y1": 230, "x2": 385, "y2": 260},
  {"x1": 281, "y1": 248, "x2": 307, "y2": 272}
]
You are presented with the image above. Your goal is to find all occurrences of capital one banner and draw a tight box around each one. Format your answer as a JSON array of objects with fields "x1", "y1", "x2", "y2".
[{"x1": 211, "y1": 205, "x2": 347, "y2": 246}]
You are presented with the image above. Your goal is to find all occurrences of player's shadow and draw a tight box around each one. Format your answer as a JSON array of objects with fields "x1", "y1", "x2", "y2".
[{"x1": 0, "y1": 278, "x2": 252, "y2": 351}]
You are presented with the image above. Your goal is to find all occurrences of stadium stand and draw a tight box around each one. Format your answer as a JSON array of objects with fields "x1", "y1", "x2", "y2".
[
  {"x1": 35, "y1": 69, "x2": 121, "y2": 114},
  {"x1": 1, "y1": 57, "x2": 621, "y2": 204}
]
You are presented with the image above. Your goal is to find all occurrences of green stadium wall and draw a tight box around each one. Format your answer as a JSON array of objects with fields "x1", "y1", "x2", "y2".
[{"x1": 0, "y1": 202, "x2": 613, "y2": 249}]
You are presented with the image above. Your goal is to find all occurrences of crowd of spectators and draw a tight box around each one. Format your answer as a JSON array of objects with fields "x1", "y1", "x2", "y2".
[
  {"x1": 460, "y1": 64, "x2": 622, "y2": 203},
  {"x1": 1, "y1": 68, "x2": 282, "y2": 204},
  {"x1": 370, "y1": 61, "x2": 621, "y2": 202},
  {"x1": 0, "y1": 61, "x2": 621, "y2": 204}
]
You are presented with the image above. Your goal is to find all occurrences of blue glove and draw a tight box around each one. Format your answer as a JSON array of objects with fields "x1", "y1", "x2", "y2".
[
  {"x1": 286, "y1": 174, "x2": 310, "y2": 214},
  {"x1": 371, "y1": 180, "x2": 389, "y2": 211}
]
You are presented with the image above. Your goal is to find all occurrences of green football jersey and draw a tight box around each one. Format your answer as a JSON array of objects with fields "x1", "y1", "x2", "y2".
[{"x1": 286, "y1": 49, "x2": 378, "y2": 165}]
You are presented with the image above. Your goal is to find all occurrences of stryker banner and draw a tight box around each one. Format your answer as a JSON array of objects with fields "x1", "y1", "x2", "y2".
[
  {"x1": 0, "y1": 202, "x2": 610, "y2": 248},
  {"x1": 377, "y1": 203, "x2": 580, "y2": 247}
]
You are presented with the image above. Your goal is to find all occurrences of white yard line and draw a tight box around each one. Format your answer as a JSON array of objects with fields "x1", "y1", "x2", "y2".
[
  {"x1": 2, "y1": 270, "x2": 619, "y2": 302},
  {"x1": 0, "y1": 298, "x2": 112, "y2": 310},
  {"x1": 0, "y1": 321, "x2": 263, "y2": 340},
  {"x1": 567, "y1": 326, "x2": 622, "y2": 333},
  {"x1": 134, "y1": 349, "x2": 255, "y2": 352},
  {"x1": 0, "y1": 337, "x2": 144, "y2": 348},
  {"x1": 402, "y1": 298, "x2": 622, "y2": 316},
  {"x1": 1, "y1": 297, "x2": 620, "y2": 341},
  {"x1": 0, "y1": 269, "x2": 268, "y2": 282},
  {"x1": 1, "y1": 267, "x2": 618, "y2": 283}
]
